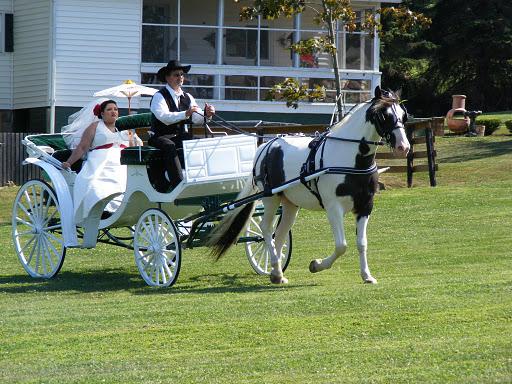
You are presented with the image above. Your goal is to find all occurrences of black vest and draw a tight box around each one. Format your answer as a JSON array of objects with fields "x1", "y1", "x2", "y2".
[{"x1": 150, "y1": 87, "x2": 192, "y2": 138}]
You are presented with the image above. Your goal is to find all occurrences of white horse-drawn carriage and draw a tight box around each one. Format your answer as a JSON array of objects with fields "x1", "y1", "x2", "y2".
[{"x1": 12, "y1": 122, "x2": 292, "y2": 287}]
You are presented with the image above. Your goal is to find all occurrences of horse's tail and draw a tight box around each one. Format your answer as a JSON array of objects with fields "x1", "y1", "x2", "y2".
[{"x1": 208, "y1": 177, "x2": 257, "y2": 260}]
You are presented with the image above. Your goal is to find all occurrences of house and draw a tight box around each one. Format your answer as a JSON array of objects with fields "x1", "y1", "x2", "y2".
[{"x1": 0, "y1": 0, "x2": 401, "y2": 133}]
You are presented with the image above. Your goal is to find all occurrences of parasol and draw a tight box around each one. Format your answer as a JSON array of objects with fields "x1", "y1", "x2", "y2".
[{"x1": 93, "y1": 80, "x2": 158, "y2": 114}]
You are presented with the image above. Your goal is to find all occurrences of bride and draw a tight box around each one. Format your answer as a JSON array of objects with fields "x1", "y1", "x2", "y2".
[{"x1": 61, "y1": 98, "x2": 141, "y2": 224}]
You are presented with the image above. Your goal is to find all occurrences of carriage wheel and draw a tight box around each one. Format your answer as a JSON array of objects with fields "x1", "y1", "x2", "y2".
[
  {"x1": 12, "y1": 179, "x2": 66, "y2": 278},
  {"x1": 133, "y1": 209, "x2": 181, "y2": 287},
  {"x1": 245, "y1": 211, "x2": 292, "y2": 275}
]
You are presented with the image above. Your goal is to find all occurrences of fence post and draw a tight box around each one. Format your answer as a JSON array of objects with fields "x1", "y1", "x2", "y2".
[
  {"x1": 406, "y1": 127, "x2": 414, "y2": 187},
  {"x1": 425, "y1": 120, "x2": 437, "y2": 187}
]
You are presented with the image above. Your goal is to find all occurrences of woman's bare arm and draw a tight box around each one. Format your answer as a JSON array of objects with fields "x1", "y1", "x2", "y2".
[{"x1": 62, "y1": 122, "x2": 98, "y2": 169}]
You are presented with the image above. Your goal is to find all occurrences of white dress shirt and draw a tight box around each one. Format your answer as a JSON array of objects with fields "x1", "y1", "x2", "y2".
[{"x1": 150, "y1": 84, "x2": 205, "y2": 126}]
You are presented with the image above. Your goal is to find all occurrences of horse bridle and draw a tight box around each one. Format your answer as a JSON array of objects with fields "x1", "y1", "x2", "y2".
[{"x1": 373, "y1": 101, "x2": 408, "y2": 147}]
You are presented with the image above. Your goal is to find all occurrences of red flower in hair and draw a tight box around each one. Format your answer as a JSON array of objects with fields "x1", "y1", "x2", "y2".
[{"x1": 93, "y1": 104, "x2": 101, "y2": 117}]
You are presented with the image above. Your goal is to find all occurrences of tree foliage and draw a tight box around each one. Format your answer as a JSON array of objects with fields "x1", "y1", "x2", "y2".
[
  {"x1": 381, "y1": 0, "x2": 512, "y2": 115},
  {"x1": 428, "y1": 0, "x2": 512, "y2": 113},
  {"x1": 234, "y1": 0, "x2": 430, "y2": 120}
]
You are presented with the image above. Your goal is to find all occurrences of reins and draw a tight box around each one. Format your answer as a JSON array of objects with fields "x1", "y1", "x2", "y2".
[{"x1": 196, "y1": 102, "x2": 388, "y2": 147}]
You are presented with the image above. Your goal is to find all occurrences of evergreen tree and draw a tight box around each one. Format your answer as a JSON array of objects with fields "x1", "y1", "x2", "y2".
[
  {"x1": 428, "y1": 0, "x2": 512, "y2": 113},
  {"x1": 380, "y1": 1, "x2": 439, "y2": 116}
]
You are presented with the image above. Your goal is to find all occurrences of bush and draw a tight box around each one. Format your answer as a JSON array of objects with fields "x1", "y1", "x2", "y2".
[
  {"x1": 505, "y1": 120, "x2": 512, "y2": 134},
  {"x1": 476, "y1": 118, "x2": 501, "y2": 136}
]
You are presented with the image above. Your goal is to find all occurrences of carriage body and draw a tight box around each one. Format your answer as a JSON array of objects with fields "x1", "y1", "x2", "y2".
[{"x1": 13, "y1": 132, "x2": 292, "y2": 287}]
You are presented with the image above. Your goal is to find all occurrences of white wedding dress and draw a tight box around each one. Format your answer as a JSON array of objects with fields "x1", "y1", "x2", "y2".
[{"x1": 73, "y1": 121, "x2": 131, "y2": 225}]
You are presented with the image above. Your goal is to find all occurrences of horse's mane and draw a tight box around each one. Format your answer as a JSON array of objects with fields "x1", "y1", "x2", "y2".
[{"x1": 330, "y1": 89, "x2": 401, "y2": 133}]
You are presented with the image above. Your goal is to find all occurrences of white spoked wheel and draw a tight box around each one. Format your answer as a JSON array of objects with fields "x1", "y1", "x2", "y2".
[
  {"x1": 245, "y1": 212, "x2": 292, "y2": 275},
  {"x1": 133, "y1": 209, "x2": 181, "y2": 287},
  {"x1": 12, "y1": 179, "x2": 66, "y2": 278}
]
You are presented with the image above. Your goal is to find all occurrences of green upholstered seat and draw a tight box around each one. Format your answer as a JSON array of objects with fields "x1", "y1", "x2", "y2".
[
  {"x1": 115, "y1": 113, "x2": 152, "y2": 131},
  {"x1": 28, "y1": 134, "x2": 69, "y2": 151},
  {"x1": 120, "y1": 146, "x2": 164, "y2": 165}
]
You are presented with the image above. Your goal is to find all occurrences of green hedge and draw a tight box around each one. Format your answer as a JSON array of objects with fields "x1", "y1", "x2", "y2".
[
  {"x1": 505, "y1": 120, "x2": 512, "y2": 134},
  {"x1": 476, "y1": 118, "x2": 501, "y2": 136}
]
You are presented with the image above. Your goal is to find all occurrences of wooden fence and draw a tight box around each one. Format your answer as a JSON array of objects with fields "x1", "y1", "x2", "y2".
[
  {"x1": 374, "y1": 118, "x2": 440, "y2": 187},
  {"x1": 0, "y1": 132, "x2": 41, "y2": 187},
  {"x1": 1, "y1": 118, "x2": 438, "y2": 187},
  {"x1": 200, "y1": 118, "x2": 439, "y2": 188}
]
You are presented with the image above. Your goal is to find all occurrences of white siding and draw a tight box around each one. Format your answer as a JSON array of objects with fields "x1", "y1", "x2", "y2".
[
  {"x1": 12, "y1": 0, "x2": 51, "y2": 108},
  {"x1": 0, "y1": 1, "x2": 13, "y2": 109},
  {"x1": 55, "y1": 0, "x2": 142, "y2": 110}
]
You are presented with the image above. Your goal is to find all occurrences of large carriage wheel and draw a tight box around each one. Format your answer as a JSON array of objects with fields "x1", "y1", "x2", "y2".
[
  {"x1": 244, "y1": 210, "x2": 292, "y2": 275},
  {"x1": 12, "y1": 179, "x2": 66, "y2": 278},
  {"x1": 133, "y1": 208, "x2": 181, "y2": 287}
]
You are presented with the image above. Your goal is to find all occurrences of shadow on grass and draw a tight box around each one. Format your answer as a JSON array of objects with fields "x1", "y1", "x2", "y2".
[
  {"x1": 136, "y1": 272, "x2": 317, "y2": 296},
  {"x1": 0, "y1": 270, "x2": 315, "y2": 295},
  {"x1": 439, "y1": 137, "x2": 512, "y2": 164},
  {"x1": 0, "y1": 269, "x2": 136, "y2": 293}
]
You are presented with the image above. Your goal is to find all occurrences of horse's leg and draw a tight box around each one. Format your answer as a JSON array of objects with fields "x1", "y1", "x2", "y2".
[
  {"x1": 260, "y1": 196, "x2": 288, "y2": 284},
  {"x1": 273, "y1": 195, "x2": 299, "y2": 265},
  {"x1": 309, "y1": 203, "x2": 347, "y2": 273},
  {"x1": 356, "y1": 215, "x2": 377, "y2": 284}
]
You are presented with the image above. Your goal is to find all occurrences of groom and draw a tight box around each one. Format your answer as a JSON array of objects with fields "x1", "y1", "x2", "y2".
[{"x1": 149, "y1": 60, "x2": 215, "y2": 190}]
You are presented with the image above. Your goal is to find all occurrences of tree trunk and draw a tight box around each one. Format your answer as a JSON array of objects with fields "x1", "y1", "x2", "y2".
[{"x1": 324, "y1": 3, "x2": 343, "y2": 122}]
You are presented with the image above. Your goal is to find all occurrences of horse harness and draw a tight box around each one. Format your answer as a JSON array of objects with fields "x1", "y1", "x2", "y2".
[
  {"x1": 254, "y1": 131, "x2": 383, "y2": 209},
  {"x1": 299, "y1": 131, "x2": 383, "y2": 208}
]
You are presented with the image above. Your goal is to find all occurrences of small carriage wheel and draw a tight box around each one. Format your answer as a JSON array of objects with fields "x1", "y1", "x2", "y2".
[
  {"x1": 244, "y1": 209, "x2": 292, "y2": 276},
  {"x1": 12, "y1": 179, "x2": 66, "y2": 278},
  {"x1": 133, "y1": 209, "x2": 181, "y2": 287}
]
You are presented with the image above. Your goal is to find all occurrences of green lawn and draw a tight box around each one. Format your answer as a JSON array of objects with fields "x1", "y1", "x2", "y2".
[{"x1": 1, "y1": 136, "x2": 511, "y2": 383}]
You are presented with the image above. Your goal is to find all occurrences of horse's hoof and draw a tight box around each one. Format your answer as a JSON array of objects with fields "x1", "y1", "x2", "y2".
[
  {"x1": 309, "y1": 260, "x2": 320, "y2": 273},
  {"x1": 270, "y1": 274, "x2": 288, "y2": 284},
  {"x1": 363, "y1": 276, "x2": 378, "y2": 284}
]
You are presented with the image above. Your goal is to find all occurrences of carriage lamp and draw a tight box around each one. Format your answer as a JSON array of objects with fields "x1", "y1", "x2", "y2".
[{"x1": 464, "y1": 110, "x2": 482, "y2": 137}]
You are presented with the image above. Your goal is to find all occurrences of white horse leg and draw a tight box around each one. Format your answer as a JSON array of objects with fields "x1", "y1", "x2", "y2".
[
  {"x1": 260, "y1": 196, "x2": 288, "y2": 284},
  {"x1": 309, "y1": 204, "x2": 347, "y2": 273},
  {"x1": 274, "y1": 195, "x2": 299, "y2": 264},
  {"x1": 356, "y1": 215, "x2": 377, "y2": 284}
]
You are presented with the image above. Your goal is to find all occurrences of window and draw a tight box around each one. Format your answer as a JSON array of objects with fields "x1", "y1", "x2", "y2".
[
  {"x1": 183, "y1": 74, "x2": 214, "y2": 99},
  {"x1": 0, "y1": 13, "x2": 3, "y2": 52},
  {"x1": 143, "y1": 0, "x2": 177, "y2": 23},
  {"x1": 1, "y1": 13, "x2": 13, "y2": 53},
  {"x1": 225, "y1": 28, "x2": 268, "y2": 60},
  {"x1": 180, "y1": 27, "x2": 216, "y2": 64},
  {"x1": 225, "y1": 75, "x2": 257, "y2": 101},
  {"x1": 142, "y1": 25, "x2": 178, "y2": 63}
]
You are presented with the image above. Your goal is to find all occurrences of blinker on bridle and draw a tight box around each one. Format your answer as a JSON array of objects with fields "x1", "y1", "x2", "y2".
[{"x1": 374, "y1": 102, "x2": 406, "y2": 147}]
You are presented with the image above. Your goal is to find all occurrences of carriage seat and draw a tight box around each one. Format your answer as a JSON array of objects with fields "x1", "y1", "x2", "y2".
[
  {"x1": 121, "y1": 146, "x2": 181, "y2": 193},
  {"x1": 120, "y1": 146, "x2": 165, "y2": 165},
  {"x1": 26, "y1": 134, "x2": 83, "y2": 172}
]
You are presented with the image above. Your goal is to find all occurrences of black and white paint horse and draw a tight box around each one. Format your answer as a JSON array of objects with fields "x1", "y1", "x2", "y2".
[{"x1": 210, "y1": 86, "x2": 410, "y2": 284}]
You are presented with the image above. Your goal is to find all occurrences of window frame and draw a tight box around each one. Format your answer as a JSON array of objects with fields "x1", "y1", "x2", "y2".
[{"x1": 0, "y1": 13, "x2": 4, "y2": 53}]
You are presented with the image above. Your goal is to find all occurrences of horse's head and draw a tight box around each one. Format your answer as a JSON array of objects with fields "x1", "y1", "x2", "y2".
[{"x1": 366, "y1": 86, "x2": 410, "y2": 157}]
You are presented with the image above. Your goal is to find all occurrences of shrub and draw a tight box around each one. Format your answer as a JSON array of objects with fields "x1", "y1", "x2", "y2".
[
  {"x1": 476, "y1": 118, "x2": 501, "y2": 136},
  {"x1": 505, "y1": 120, "x2": 512, "y2": 134}
]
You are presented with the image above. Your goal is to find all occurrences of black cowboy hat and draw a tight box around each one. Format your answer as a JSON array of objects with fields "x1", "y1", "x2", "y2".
[{"x1": 157, "y1": 60, "x2": 191, "y2": 82}]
